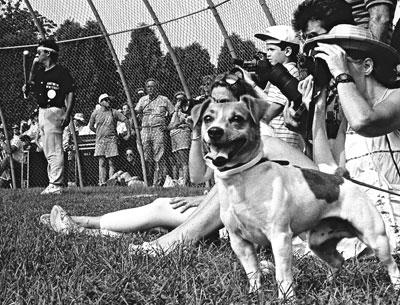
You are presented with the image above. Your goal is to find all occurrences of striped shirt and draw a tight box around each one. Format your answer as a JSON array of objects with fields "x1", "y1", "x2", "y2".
[
  {"x1": 346, "y1": 0, "x2": 396, "y2": 28},
  {"x1": 266, "y1": 62, "x2": 305, "y2": 152}
]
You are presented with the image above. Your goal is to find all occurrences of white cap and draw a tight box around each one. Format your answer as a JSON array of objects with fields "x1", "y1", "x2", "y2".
[
  {"x1": 255, "y1": 25, "x2": 299, "y2": 45},
  {"x1": 73, "y1": 113, "x2": 85, "y2": 122},
  {"x1": 98, "y1": 93, "x2": 110, "y2": 103}
]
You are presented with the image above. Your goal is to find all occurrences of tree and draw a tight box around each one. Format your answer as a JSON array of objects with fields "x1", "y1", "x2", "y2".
[
  {"x1": 216, "y1": 33, "x2": 258, "y2": 74},
  {"x1": 160, "y1": 42, "x2": 215, "y2": 99},
  {"x1": 0, "y1": 0, "x2": 56, "y2": 128},
  {"x1": 55, "y1": 19, "x2": 122, "y2": 117},
  {"x1": 121, "y1": 24, "x2": 164, "y2": 102}
]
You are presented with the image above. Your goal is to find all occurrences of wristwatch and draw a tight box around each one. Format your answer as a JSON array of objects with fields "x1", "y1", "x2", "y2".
[{"x1": 335, "y1": 73, "x2": 355, "y2": 85}]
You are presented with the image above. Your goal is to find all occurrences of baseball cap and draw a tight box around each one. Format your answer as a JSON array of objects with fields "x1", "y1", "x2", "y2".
[
  {"x1": 255, "y1": 25, "x2": 299, "y2": 45},
  {"x1": 73, "y1": 113, "x2": 85, "y2": 123},
  {"x1": 98, "y1": 93, "x2": 110, "y2": 103}
]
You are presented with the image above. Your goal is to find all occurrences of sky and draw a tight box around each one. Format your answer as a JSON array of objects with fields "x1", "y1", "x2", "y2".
[{"x1": 28, "y1": 0, "x2": 301, "y2": 65}]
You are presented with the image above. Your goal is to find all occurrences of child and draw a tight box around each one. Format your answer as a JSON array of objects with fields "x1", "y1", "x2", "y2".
[{"x1": 255, "y1": 25, "x2": 305, "y2": 152}]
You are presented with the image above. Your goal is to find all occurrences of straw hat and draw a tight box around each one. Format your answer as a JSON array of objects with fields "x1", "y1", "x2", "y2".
[{"x1": 303, "y1": 24, "x2": 400, "y2": 66}]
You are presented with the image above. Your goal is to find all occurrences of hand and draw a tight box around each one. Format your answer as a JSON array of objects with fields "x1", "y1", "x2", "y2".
[
  {"x1": 313, "y1": 43, "x2": 350, "y2": 78},
  {"x1": 60, "y1": 114, "x2": 70, "y2": 129},
  {"x1": 283, "y1": 101, "x2": 306, "y2": 135},
  {"x1": 233, "y1": 66, "x2": 256, "y2": 87},
  {"x1": 297, "y1": 75, "x2": 314, "y2": 110},
  {"x1": 169, "y1": 196, "x2": 202, "y2": 213}
]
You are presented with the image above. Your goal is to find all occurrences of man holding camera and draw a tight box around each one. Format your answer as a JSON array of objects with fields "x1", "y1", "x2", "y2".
[
  {"x1": 254, "y1": 25, "x2": 305, "y2": 152},
  {"x1": 134, "y1": 78, "x2": 174, "y2": 187},
  {"x1": 168, "y1": 91, "x2": 191, "y2": 186}
]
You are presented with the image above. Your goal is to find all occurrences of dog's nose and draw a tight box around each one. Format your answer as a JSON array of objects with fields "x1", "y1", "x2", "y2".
[{"x1": 208, "y1": 127, "x2": 224, "y2": 140}]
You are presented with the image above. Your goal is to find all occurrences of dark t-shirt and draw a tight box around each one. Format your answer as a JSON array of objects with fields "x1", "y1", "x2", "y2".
[{"x1": 33, "y1": 64, "x2": 75, "y2": 108}]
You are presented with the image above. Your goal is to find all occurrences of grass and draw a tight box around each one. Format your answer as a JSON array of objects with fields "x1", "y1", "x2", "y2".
[{"x1": 1, "y1": 186, "x2": 400, "y2": 304}]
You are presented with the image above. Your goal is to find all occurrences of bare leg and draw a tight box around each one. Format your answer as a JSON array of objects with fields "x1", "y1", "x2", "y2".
[
  {"x1": 98, "y1": 156, "x2": 106, "y2": 185},
  {"x1": 143, "y1": 185, "x2": 222, "y2": 252},
  {"x1": 108, "y1": 157, "x2": 116, "y2": 179},
  {"x1": 71, "y1": 197, "x2": 196, "y2": 233}
]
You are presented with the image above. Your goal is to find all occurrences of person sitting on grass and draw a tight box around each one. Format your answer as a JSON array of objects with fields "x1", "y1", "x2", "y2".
[
  {"x1": 40, "y1": 71, "x2": 316, "y2": 258},
  {"x1": 106, "y1": 147, "x2": 145, "y2": 187}
]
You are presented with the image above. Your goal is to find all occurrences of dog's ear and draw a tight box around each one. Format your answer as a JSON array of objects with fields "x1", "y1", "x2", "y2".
[
  {"x1": 240, "y1": 95, "x2": 268, "y2": 124},
  {"x1": 191, "y1": 97, "x2": 212, "y2": 127}
]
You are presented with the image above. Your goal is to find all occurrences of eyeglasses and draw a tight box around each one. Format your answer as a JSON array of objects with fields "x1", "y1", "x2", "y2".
[{"x1": 126, "y1": 153, "x2": 134, "y2": 157}]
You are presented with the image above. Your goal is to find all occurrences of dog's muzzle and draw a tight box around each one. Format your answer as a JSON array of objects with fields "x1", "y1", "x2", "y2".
[{"x1": 207, "y1": 127, "x2": 224, "y2": 140}]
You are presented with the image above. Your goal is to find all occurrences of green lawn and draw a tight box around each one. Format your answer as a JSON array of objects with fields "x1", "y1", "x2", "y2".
[{"x1": 1, "y1": 186, "x2": 400, "y2": 304}]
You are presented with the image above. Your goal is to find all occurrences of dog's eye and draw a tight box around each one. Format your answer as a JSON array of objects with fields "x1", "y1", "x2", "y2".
[
  {"x1": 230, "y1": 115, "x2": 244, "y2": 124},
  {"x1": 203, "y1": 115, "x2": 213, "y2": 124}
]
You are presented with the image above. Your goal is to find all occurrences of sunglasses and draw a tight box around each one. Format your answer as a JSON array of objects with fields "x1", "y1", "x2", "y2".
[{"x1": 126, "y1": 152, "x2": 134, "y2": 157}]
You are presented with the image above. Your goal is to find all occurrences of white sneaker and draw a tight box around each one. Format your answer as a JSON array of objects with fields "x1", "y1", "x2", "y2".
[
  {"x1": 50, "y1": 205, "x2": 80, "y2": 234},
  {"x1": 41, "y1": 184, "x2": 62, "y2": 195},
  {"x1": 39, "y1": 213, "x2": 51, "y2": 229}
]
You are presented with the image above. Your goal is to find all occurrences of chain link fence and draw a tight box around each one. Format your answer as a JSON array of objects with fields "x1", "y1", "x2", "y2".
[{"x1": 0, "y1": 0, "x2": 301, "y2": 189}]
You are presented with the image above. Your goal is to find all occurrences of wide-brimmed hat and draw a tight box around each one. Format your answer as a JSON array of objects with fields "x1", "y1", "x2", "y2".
[
  {"x1": 98, "y1": 93, "x2": 110, "y2": 103},
  {"x1": 255, "y1": 25, "x2": 299, "y2": 45},
  {"x1": 303, "y1": 24, "x2": 400, "y2": 66},
  {"x1": 73, "y1": 113, "x2": 85, "y2": 123}
]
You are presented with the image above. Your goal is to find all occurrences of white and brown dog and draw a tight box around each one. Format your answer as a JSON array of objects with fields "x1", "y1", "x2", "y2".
[{"x1": 191, "y1": 96, "x2": 400, "y2": 300}]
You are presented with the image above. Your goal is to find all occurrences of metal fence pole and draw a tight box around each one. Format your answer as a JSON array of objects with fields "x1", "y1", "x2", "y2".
[
  {"x1": 142, "y1": 0, "x2": 192, "y2": 100},
  {"x1": 86, "y1": 0, "x2": 148, "y2": 186},
  {"x1": 23, "y1": 0, "x2": 46, "y2": 38},
  {"x1": 258, "y1": 0, "x2": 276, "y2": 26},
  {"x1": 206, "y1": 0, "x2": 237, "y2": 59}
]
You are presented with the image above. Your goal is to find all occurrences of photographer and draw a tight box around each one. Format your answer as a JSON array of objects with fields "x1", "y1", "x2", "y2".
[
  {"x1": 299, "y1": 24, "x2": 400, "y2": 257},
  {"x1": 167, "y1": 91, "x2": 191, "y2": 186},
  {"x1": 253, "y1": 25, "x2": 305, "y2": 152}
]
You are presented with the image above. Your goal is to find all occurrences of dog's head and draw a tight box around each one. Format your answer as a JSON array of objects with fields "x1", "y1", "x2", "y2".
[{"x1": 191, "y1": 95, "x2": 267, "y2": 169}]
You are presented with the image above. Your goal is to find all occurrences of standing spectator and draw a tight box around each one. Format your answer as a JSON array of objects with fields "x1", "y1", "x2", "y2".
[
  {"x1": 89, "y1": 93, "x2": 131, "y2": 186},
  {"x1": 168, "y1": 91, "x2": 191, "y2": 186},
  {"x1": 11, "y1": 124, "x2": 20, "y2": 140},
  {"x1": 73, "y1": 113, "x2": 93, "y2": 136},
  {"x1": 22, "y1": 38, "x2": 75, "y2": 195},
  {"x1": 0, "y1": 132, "x2": 30, "y2": 188},
  {"x1": 135, "y1": 78, "x2": 174, "y2": 186},
  {"x1": 118, "y1": 103, "x2": 136, "y2": 150}
]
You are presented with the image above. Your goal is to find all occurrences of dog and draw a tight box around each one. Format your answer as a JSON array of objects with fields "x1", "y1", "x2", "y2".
[{"x1": 191, "y1": 96, "x2": 400, "y2": 300}]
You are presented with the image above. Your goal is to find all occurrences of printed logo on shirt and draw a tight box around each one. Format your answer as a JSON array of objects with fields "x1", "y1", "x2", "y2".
[{"x1": 46, "y1": 82, "x2": 59, "y2": 100}]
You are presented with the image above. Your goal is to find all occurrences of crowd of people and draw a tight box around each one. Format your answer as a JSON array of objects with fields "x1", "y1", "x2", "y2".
[{"x1": 3, "y1": 0, "x2": 400, "y2": 290}]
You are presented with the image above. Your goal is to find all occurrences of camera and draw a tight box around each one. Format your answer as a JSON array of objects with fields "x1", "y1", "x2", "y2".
[
  {"x1": 233, "y1": 53, "x2": 303, "y2": 112},
  {"x1": 298, "y1": 50, "x2": 331, "y2": 88},
  {"x1": 231, "y1": 52, "x2": 272, "y2": 88},
  {"x1": 179, "y1": 95, "x2": 206, "y2": 115}
]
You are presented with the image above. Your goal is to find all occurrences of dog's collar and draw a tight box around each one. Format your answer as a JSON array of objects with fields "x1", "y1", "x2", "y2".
[{"x1": 207, "y1": 151, "x2": 264, "y2": 178}]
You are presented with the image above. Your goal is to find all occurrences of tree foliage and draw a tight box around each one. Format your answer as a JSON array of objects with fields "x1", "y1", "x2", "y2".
[
  {"x1": 121, "y1": 24, "x2": 164, "y2": 102},
  {"x1": 216, "y1": 32, "x2": 258, "y2": 74},
  {"x1": 55, "y1": 19, "x2": 122, "y2": 117},
  {"x1": 160, "y1": 42, "x2": 215, "y2": 99},
  {"x1": 0, "y1": 0, "x2": 56, "y2": 128}
]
